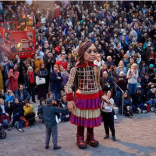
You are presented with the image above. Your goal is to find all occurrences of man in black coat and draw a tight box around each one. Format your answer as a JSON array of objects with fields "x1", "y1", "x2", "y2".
[
  {"x1": 50, "y1": 64, "x2": 63, "y2": 101},
  {"x1": 38, "y1": 98, "x2": 68, "y2": 150},
  {"x1": 100, "y1": 71, "x2": 114, "y2": 93}
]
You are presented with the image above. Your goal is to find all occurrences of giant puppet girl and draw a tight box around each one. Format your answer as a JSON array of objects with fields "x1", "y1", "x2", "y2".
[{"x1": 65, "y1": 41, "x2": 108, "y2": 149}]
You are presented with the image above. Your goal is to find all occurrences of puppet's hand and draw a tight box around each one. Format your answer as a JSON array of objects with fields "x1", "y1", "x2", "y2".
[{"x1": 67, "y1": 101, "x2": 76, "y2": 114}]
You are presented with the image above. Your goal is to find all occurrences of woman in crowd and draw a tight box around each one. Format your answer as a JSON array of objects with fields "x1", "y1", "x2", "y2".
[
  {"x1": 8, "y1": 64, "x2": 19, "y2": 92},
  {"x1": 126, "y1": 63, "x2": 138, "y2": 96},
  {"x1": 37, "y1": 63, "x2": 48, "y2": 100},
  {"x1": 34, "y1": 54, "x2": 43, "y2": 75},
  {"x1": 23, "y1": 100, "x2": 35, "y2": 127},
  {"x1": 101, "y1": 90, "x2": 116, "y2": 141},
  {"x1": 13, "y1": 54, "x2": 27, "y2": 84},
  {"x1": 25, "y1": 66, "x2": 36, "y2": 103},
  {"x1": 116, "y1": 60, "x2": 127, "y2": 76}
]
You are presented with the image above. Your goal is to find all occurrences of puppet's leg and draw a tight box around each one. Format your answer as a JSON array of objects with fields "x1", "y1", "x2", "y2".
[
  {"x1": 86, "y1": 127, "x2": 99, "y2": 147},
  {"x1": 76, "y1": 126, "x2": 87, "y2": 149}
]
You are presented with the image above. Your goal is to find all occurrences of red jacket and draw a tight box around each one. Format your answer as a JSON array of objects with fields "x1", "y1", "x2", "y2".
[
  {"x1": 8, "y1": 69, "x2": 19, "y2": 92},
  {"x1": 56, "y1": 60, "x2": 67, "y2": 69}
]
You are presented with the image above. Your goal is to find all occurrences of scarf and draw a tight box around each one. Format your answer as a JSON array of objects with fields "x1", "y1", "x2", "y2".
[{"x1": 28, "y1": 71, "x2": 34, "y2": 84}]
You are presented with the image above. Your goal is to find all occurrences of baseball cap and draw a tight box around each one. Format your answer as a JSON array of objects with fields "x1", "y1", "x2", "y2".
[{"x1": 46, "y1": 98, "x2": 52, "y2": 104}]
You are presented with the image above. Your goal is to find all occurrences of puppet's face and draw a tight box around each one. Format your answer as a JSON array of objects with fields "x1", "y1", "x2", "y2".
[{"x1": 84, "y1": 44, "x2": 97, "y2": 62}]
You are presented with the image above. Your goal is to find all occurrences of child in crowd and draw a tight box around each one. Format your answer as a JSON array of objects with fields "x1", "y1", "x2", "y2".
[
  {"x1": 38, "y1": 98, "x2": 46, "y2": 123},
  {"x1": 59, "y1": 95, "x2": 70, "y2": 122}
]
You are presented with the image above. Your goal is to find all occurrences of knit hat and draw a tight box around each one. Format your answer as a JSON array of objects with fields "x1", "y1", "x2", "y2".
[{"x1": 149, "y1": 64, "x2": 154, "y2": 68}]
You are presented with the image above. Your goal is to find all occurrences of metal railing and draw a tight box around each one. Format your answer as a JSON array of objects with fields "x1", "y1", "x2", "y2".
[{"x1": 115, "y1": 82, "x2": 124, "y2": 115}]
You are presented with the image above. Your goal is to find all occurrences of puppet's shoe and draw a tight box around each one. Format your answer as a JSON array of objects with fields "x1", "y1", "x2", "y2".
[
  {"x1": 86, "y1": 134, "x2": 99, "y2": 147},
  {"x1": 76, "y1": 135, "x2": 87, "y2": 149}
]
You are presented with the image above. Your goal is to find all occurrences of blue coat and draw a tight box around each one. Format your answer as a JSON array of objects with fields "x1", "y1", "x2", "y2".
[
  {"x1": 39, "y1": 105, "x2": 68, "y2": 128},
  {"x1": 50, "y1": 71, "x2": 63, "y2": 93}
]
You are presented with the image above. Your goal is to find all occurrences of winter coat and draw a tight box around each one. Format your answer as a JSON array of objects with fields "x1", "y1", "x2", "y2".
[
  {"x1": 39, "y1": 105, "x2": 68, "y2": 128},
  {"x1": 25, "y1": 72, "x2": 36, "y2": 87},
  {"x1": 34, "y1": 59, "x2": 43, "y2": 75},
  {"x1": 8, "y1": 69, "x2": 19, "y2": 92},
  {"x1": 50, "y1": 71, "x2": 63, "y2": 93}
]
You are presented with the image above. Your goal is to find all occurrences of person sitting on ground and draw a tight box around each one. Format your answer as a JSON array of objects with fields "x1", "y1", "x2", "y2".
[
  {"x1": 23, "y1": 100, "x2": 35, "y2": 127},
  {"x1": 123, "y1": 91, "x2": 133, "y2": 118},
  {"x1": 132, "y1": 87, "x2": 147, "y2": 113},
  {"x1": 8, "y1": 97, "x2": 24, "y2": 132},
  {"x1": 145, "y1": 85, "x2": 156, "y2": 112},
  {"x1": 5, "y1": 90, "x2": 15, "y2": 117},
  {"x1": 0, "y1": 98, "x2": 11, "y2": 130}
]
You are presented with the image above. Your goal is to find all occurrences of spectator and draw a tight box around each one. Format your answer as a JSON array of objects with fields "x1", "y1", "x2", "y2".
[
  {"x1": 94, "y1": 53, "x2": 105, "y2": 68},
  {"x1": 50, "y1": 64, "x2": 63, "y2": 101},
  {"x1": 8, "y1": 64, "x2": 19, "y2": 92},
  {"x1": 141, "y1": 73, "x2": 152, "y2": 93},
  {"x1": 37, "y1": 98, "x2": 46, "y2": 122},
  {"x1": 37, "y1": 63, "x2": 48, "y2": 100},
  {"x1": 100, "y1": 71, "x2": 114, "y2": 93},
  {"x1": 115, "y1": 71, "x2": 127, "y2": 107},
  {"x1": 105, "y1": 56, "x2": 115, "y2": 69},
  {"x1": 0, "y1": 98, "x2": 11, "y2": 130},
  {"x1": 126, "y1": 46, "x2": 135, "y2": 58},
  {"x1": 13, "y1": 55, "x2": 27, "y2": 84},
  {"x1": 132, "y1": 87, "x2": 147, "y2": 113},
  {"x1": 123, "y1": 91, "x2": 133, "y2": 118},
  {"x1": 55, "y1": 53, "x2": 68, "y2": 70},
  {"x1": 25, "y1": 66, "x2": 36, "y2": 103},
  {"x1": 116, "y1": 60, "x2": 127, "y2": 76},
  {"x1": 8, "y1": 97, "x2": 24, "y2": 132},
  {"x1": 15, "y1": 84, "x2": 30, "y2": 103},
  {"x1": 23, "y1": 100, "x2": 35, "y2": 127},
  {"x1": 127, "y1": 63, "x2": 138, "y2": 96},
  {"x1": 34, "y1": 54, "x2": 43, "y2": 75},
  {"x1": 60, "y1": 95, "x2": 70, "y2": 122}
]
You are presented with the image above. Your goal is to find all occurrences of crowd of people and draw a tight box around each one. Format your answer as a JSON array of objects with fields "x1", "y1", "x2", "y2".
[{"x1": 0, "y1": 1, "x2": 156, "y2": 132}]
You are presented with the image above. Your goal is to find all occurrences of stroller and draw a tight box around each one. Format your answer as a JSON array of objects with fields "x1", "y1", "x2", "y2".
[{"x1": 0, "y1": 124, "x2": 7, "y2": 139}]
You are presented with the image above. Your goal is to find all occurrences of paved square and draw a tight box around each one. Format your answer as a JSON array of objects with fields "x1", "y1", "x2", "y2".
[{"x1": 1, "y1": 113, "x2": 156, "y2": 156}]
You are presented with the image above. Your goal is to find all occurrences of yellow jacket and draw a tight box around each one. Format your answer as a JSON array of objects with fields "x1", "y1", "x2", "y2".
[
  {"x1": 34, "y1": 59, "x2": 43, "y2": 74},
  {"x1": 23, "y1": 104, "x2": 35, "y2": 116}
]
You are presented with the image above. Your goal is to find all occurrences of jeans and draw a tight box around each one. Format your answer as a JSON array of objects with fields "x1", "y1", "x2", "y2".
[
  {"x1": 45, "y1": 125, "x2": 58, "y2": 148},
  {"x1": 116, "y1": 91, "x2": 122, "y2": 107},
  {"x1": 52, "y1": 92, "x2": 60, "y2": 101},
  {"x1": 128, "y1": 84, "x2": 137, "y2": 96},
  {"x1": 146, "y1": 99, "x2": 156, "y2": 107},
  {"x1": 132, "y1": 103, "x2": 147, "y2": 111}
]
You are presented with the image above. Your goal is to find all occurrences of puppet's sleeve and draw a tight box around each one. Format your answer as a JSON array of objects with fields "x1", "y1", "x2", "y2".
[
  {"x1": 65, "y1": 67, "x2": 77, "y2": 101},
  {"x1": 96, "y1": 66, "x2": 104, "y2": 98}
]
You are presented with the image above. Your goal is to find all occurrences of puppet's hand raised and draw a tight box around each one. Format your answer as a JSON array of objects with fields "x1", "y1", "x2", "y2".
[{"x1": 67, "y1": 101, "x2": 76, "y2": 114}]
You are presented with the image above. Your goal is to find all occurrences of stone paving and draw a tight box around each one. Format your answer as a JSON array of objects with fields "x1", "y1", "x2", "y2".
[{"x1": 0, "y1": 110, "x2": 156, "y2": 156}]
